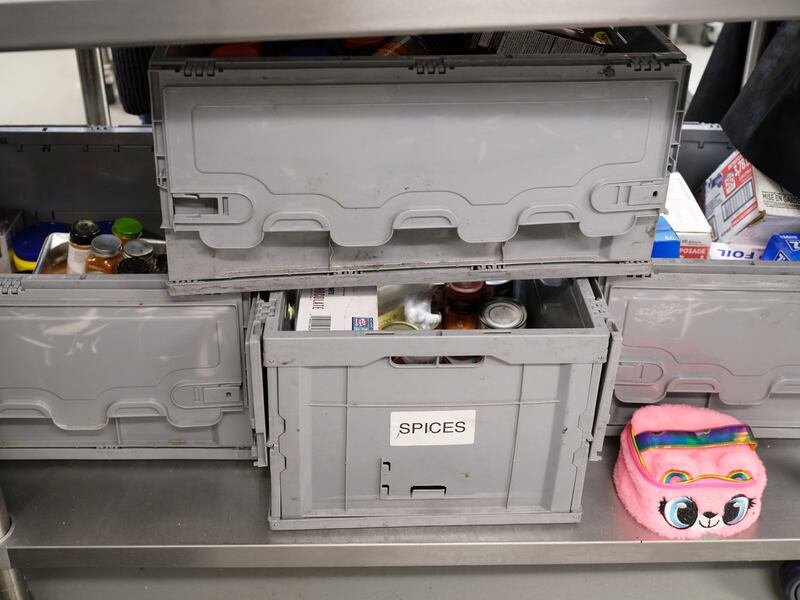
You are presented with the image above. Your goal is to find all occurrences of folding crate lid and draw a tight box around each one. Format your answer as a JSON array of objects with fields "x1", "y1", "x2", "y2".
[
  {"x1": 605, "y1": 260, "x2": 800, "y2": 408},
  {"x1": 150, "y1": 26, "x2": 688, "y2": 292}
]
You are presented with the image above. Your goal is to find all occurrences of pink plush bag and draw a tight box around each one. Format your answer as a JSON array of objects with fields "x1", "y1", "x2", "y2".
[{"x1": 614, "y1": 405, "x2": 767, "y2": 539}]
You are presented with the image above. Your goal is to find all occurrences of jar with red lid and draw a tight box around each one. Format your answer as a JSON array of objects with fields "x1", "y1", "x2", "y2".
[{"x1": 443, "y1": 282, "x2": 485, "y2": 330}]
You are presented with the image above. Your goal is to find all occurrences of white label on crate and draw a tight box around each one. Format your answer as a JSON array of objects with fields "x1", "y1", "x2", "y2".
[{"x1": 389, "y1": 410, "x2": 476, "y2": 446}]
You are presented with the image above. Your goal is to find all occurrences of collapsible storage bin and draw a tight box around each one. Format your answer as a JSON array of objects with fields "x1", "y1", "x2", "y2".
[
  {"x1": 149, "y1": 27, "x2": 689, "y2": 295},
  {"x1": 604, "y1": 261, "x2": 800, "y2": 439},
  {"x1": 0, "y1": 273, "x2": 266, "y2": 462},
  {"x1": 250, "y1": 278, "x2": 621, "y2": 528}
]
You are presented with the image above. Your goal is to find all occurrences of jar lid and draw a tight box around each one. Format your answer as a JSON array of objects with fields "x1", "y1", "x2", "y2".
[
  {"x1": 116, "y1": 257, "x2": 150, "y2": 274},
  {"x1": 480, "y1": 299, "x2": 527, "y2": 329},
  {"x1": 69, "y1": 220, "x2": 101, "y2": 246},
  {"x1": 445, "y1": 281, "x2": 486, "y2": 300},
  {"x1": 12, "y1": 222, "x2": 69, "y2": 262},
  {"x1": 123, "y1": 239, "x2": 154, "y2": 259},
  {"x1": 90, "y1": 234, "x2": 122, "y2": 257},
  {"x1": 112, "y1": 217, "x2": 142, "y2": 239}
]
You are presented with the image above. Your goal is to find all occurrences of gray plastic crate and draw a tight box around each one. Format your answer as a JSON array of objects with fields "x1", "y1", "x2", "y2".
[
  {"x1": 150, "y1": 27, "x2": 689, "y2": 295},
  {"x1": 255, "y1": 279, "x2": 620, "y2": 529},
  {"x1": 603, "y1": 261, "x2": 800, "y2": 440},
  {"x1": 0, "y1": 274, "x2": 266, "y2": 462}
]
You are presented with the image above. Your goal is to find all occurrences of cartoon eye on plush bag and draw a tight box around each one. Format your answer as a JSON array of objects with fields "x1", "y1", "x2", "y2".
[{"x1": 614, "y1": 405, "x2": 767, "y2": 539}]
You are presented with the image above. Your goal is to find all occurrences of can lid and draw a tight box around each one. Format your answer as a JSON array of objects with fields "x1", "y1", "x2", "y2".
[
  {"x1": 12, "y1": 222, "x2": 69, "y2": 262},
  {"x1": 112, "y1": 217, "x2": 142, "y2": 239},
  {"x1": 123, "y1": 239, "x2": 154, "y2": 259},
  {"x1": 116, "y1": 257, "x2": 150, "y2": 274},
  {"x1": 480, "y1": 299, "x2": 527, "y2": 329},
  {"x1": 445, "y1": 281, "x2": 486, "y2": 300},
  {"x1": 69, "y1": 220, "x2": 101, "y2": 246},
  {"x1": 90, "y1": 234, "x2": 122, "y2": 257},
  {"x1": 381, "y1": 321, "x2": 419, "y2": 331}
]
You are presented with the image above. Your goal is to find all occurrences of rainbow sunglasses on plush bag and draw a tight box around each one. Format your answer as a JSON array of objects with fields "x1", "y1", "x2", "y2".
[{"x1": 614, "y1": 405, "x2": 766, "y2": 539}]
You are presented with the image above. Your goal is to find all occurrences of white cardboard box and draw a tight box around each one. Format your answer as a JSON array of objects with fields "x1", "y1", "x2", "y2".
[
  {"x1": 295, "y1": 287, "x2": 378, "y2": 331},
  {"x1": 704, "y1": 151, "x2": 800, "y2": 243},
  {"x1": 665, "y1": 172, "x2": 713, "y2": 259},
  {"x1": 710, "y1": 241, "x2": 763, "y2": 261}
]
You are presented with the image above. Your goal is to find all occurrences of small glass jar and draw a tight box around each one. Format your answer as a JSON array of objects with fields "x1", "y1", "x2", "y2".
[
  {"x1": 443, "y1": 281, "x2": 485, "y2": 330},
  {"x1": 112, "y1": 217, "x2": 143, "y2": 246},
  {"x1": 66, "y1": 220, "x2": 101, "y2": 274},
  {"x1": 116, "y1": 257, "x2": 151, "y2": 274},
  {"x1": 85, "y1": 234, "x2": 122, "y2": 274},
  {"x1": 123, "y1": 239, "x2": 154, "y2": 265}
]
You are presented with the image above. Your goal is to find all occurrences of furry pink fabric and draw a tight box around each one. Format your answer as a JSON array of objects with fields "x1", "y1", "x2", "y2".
[{"x1": 614, "y1": 405, "x2": 767, "y2": 539}]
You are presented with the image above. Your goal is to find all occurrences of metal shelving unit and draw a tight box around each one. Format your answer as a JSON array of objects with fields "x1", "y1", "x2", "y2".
[
  {"x1": 3, "y1": 440, "x2": 800, "y2": 569},
  {"x1": 1, "y1": 4, "x2": 799, "y2": 598},
  {"x1": 0, "y1": 0, "x2": 799, "y2": 50}
]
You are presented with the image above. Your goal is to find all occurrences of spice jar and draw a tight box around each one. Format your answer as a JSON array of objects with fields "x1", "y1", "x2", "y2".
[
  {"x1": 443, "y1": 282, "x2": 485, "y2": 330},
  {"x1": 85, "y1": 235, "x2": 123, "y2": 274},
  {"x1": 112, "y1": 217, "x2": 142, "y2": 245},
  {"x1": 116, "y1": 257, "x2": 151, "y2": 274},
  {"x1": 66, "y1": 220, "x2": 101, "y2": 274},
  {"x1": 123, "y1": 239, "x2": 154, "y2": 265}
]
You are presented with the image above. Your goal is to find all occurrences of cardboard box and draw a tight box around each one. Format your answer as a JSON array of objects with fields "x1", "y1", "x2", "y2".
[
  {"x1": 664, "y1": 172, "x2": 712, "y2": 259},
  {"x1": 651, "y1": 216, "x2": 680, "y2": 258},
  {"x1": 710, "y1": 241, "x2": 763, "y2": 261},
  {"x1": 761, "y1": 234, "x2": 800, "y2": 261},
  {"x1": 295, "y1": 287, "x2": 378, "y2": 331},
  {"x1": 703, "y1": 151, "x2": 800, "y2": 243}
]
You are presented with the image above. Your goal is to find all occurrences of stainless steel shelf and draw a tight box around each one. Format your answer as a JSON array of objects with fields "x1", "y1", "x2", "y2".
[
  {"x1": 3, "y1": 439, "x2": 799, "y2": 569},
  {"x1": 1, "y1": 0, "x2": 800, "y2": 51}
]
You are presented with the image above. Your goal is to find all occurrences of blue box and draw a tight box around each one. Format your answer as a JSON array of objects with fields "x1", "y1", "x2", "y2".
[
  {"x1": 761, "y1": 233, "x2": 800, "y2": 261},
  {"x1": 652, "y1": 216, "x2": 681, "y2": 259}
]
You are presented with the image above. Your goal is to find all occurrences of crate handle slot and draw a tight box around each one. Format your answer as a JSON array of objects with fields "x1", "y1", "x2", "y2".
[
  {"x1": 389, "y1": 356, "x2": 485, "y2": 367},
  {"x1": 410, "y1": 485, "x2": 447, "y2": 498}
]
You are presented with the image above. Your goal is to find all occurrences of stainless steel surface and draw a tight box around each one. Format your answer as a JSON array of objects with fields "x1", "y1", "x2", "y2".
[
  {"x1": 0, "y1": 488, "x2": 31, "y2": 600},
  {"x1": 75, "y1": 49, "x2": 110, "y2": 126},
  {"x1": 0, "y1": 488, "x2": 9, "y2": 538},
  {"x1": 19, "y1": 563, "x2": 784, "y2": 600},
  {"x1": 0, "y1": 569, "x2": 31, "y2": 600},
  {"x1": 35, "y1": 232, "x2": 166, "y2": 274},
  {"x1": 742, "y1": 20, "x2": 768, "y2": 86},
  {"x1": 1, "y1": 0, "x2": 799, "y2": 51},
  {"x1": 3, "y1": 440, "x2": 799, "y2": 568}
]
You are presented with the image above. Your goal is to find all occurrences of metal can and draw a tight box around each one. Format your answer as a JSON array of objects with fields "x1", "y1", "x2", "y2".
[
  {"x1": 382, "y1": 321, "x2": 419, "y2": 331},
  {"x1": 479, "y1": 299, "x2": 527, "y2": 330},
  {"x1": 485, "y1": 280, "x2": 514, "y2": 298}
]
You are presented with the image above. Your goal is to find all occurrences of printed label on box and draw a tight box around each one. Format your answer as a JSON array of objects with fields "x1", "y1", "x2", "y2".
[
  {"x1": 390, "y1": 410, "x2": 476, "y2": 446},
  {"x1": 679, "y1": 245, "x2": 710, "y2": 259}
]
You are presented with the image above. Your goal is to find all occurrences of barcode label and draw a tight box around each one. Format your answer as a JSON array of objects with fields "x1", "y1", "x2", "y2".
[
  {"x1": 722, "y1": 181, "x2": 755, "y2": 221},
  {"x1": 308, "y1": 315, "x2": 332, "y2": 331}
]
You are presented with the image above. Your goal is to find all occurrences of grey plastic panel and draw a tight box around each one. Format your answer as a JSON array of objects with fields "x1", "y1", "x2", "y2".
[
  {"x1": 605, "y1": 261, "x2": 800, "y2": 438},
  {"x1": 0, "y1": 274, "x2": 257, "y2": 459},
  {"x1": 263, "y1": 279, "x2": 616, "y2": 529},
  {"x1": 151, "y1": 27, "x2": 688, "y2": 294}
]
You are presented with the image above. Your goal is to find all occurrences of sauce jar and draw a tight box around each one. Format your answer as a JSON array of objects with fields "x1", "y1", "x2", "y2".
[
  {"x1": 116, "y1": 257, "x2": 151, "y2": 274},
  {"x1": 123, "y1": 239, "x2": 154, "y2": 265},
  {"x1": 85, "y1": 234, "x2": 122, "y2": 274},
  {"x1": 66, "y1": 220, "x2": 101, "y2": 274},
  {"x1": 443, "y1": 282, "x2": 485, "y2": 330},
  {"x1": 112, "y1": 217, "x2": 142, "y2": 245}
]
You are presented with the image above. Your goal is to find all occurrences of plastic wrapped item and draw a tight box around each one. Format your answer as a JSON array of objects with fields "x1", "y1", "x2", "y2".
[
  {"x1": 761, "y1": 233, "x2": 800, "y2": 261},
  {"x1": 378, "y1": 285, "x2": 442, "y2": 330}
]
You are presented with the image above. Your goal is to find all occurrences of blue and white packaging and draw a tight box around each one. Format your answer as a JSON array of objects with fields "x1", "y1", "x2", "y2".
[
  {"x1": 651, "y1": 216, "x2": 680, "y2": 259},
  {"x1": 761, "y1": 233, "x2": 800, "y2": 262},
  {"x1": 710, "y1": 241, "x2": 763, "y2": 261}
]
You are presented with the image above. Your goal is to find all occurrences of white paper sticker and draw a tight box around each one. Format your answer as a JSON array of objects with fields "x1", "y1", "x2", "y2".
[{"x1": 390, "y1": 410, "x2": 476, "y2": 446}]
